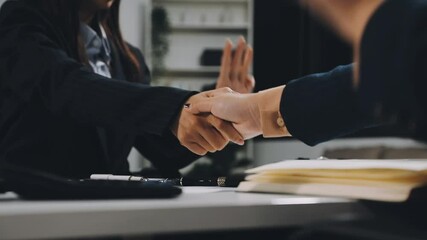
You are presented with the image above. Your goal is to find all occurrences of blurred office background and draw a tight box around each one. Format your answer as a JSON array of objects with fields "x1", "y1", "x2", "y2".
[
  {"x1": 2, "y1": 0, "x2": 427, "y2": 176},
  {"x1": 133, "y1": 0, "x2": 427, "y2": 175}
]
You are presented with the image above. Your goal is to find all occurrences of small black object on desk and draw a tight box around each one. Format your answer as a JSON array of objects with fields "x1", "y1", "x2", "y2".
[{"x1": 0, "y1": 163, "x2": 182, "y2": 200}]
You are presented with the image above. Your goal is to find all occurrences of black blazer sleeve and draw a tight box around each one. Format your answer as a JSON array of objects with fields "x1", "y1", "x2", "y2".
[
  {"x1": 359, "y1": 0, "x2": 427, "y2": 139},
  {"x1": 0, "y1": 1, "x2": 194, "y2": 137},
  {"x1": 127, "y1": 45, "x2": 200, "y2": 176},
  {"x1": 280, "y1": 65, "x2": 376, "y2": 146},
  {"x1": 280, "y1": 0, "x2": 427, "y2": 146},
  {"x1": 133, "y1": 131, "x2": 199, "y2": 177}
]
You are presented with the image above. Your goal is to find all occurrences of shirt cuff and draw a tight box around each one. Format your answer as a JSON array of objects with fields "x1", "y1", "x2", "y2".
[
  {"x1": 257, "y1": 86, "x2": 288, "y2": 138},
  {"x1": 260, "y1": 109, "x2": 288, "y2": 137}
]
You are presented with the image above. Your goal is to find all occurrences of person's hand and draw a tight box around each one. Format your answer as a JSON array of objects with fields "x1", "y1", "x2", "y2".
[
  {"x1": 216, "y1": 37, "x2": 255, "y2": 93},
  {"x1": 186, "y1": 88, "x2": 263, "y2": 140},
  {"x1": 171, "y1": 92, "x2": 244, "y2": 155}
]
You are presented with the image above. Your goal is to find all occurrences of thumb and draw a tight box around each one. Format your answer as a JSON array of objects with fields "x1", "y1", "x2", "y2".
[{"x1": 186, "y1": 100, "x2": 214, "y2": 114}]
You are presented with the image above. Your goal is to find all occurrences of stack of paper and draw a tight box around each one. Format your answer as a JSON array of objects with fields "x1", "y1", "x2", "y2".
[{"x1": 237, "y1": 159, "x2": 427, "y2": 202}]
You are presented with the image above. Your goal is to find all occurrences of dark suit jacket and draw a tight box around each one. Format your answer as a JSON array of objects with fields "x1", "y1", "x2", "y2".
[
  {"x1": 280, "y1": 0, "x2": 427, "y2": 146},
  {"x1": 0, "y1": 1, "x2": 199, "y2": 178}
]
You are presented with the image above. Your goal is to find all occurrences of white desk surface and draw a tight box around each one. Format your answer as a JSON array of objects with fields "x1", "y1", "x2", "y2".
[{"x1": 0, "y1": 187, "x2": 370, "y2": 240}]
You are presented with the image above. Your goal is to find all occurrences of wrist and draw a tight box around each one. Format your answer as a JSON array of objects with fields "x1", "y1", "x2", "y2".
[{"x1": 255, "y1": 86, "x2": 290, "y2": 138}]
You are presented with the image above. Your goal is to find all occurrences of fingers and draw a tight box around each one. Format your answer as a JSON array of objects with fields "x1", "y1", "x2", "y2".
[
  {"x1": 193, "y1": 132, "x2": 217, "y2": 153},
  {"x1": 187, "y1": 99, "x2": 213, "y2": 114},
  {"x1": 243, "y1": 45, "x2": 253, "y2": 73},
  {"x1": 181, "y1": 115, "x2": 243, "y2": 155},
  {"x1": 240, "y1": 45, "x2": 253, "y2": 83},
  {"x1": 170, "y1": 109, "x2": 209, "y2": 156},
  {"x1": 205, "y1": 87, "x2": 234, "y2": 97},
  {"x1": 185, "y1": 142, "x2": 208, "y2": 156},
  {"x1": 209, "y1": 116, "x2": 244, "y2": 146},
  {"x1": 219, "y1": 39, "x2": 233, "y2": 81},
  {"x1": 199, "y1": 116, "x2": 229, "y2": 151},
  {"x1": 190, "y1": 87, "x2": 234, "y2": 114},
  {"x1": 175, "y1": 118, "x2": 219, "y2": 155},
  {"x1": 217, "y1": 37, "x2": 253, "y2": 93},
  {"x1": 231, "y1": 36, "x2": 246, "y2": 79}
]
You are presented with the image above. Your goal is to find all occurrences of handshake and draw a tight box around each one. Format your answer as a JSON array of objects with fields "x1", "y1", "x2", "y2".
[
  {"x1": 170, "y1": 37, "x2": 289, "y2": 155},
  {"x1": 171, "y1": 86, "x2": 289, "y2": 155}
]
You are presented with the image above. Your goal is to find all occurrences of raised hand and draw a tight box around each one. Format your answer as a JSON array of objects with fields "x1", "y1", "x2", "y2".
[
  {"x1": 216, "y1": 37, "x2": 255, "y2": 93},
  {"x1": 171, "y1": 92, "x2": 244, "y2": 155},
  {"x1": 186, "y1": 88, "x2": 263, "y2": 140}
]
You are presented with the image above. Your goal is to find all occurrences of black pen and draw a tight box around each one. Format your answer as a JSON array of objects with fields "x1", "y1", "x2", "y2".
[
  {"x1": 90, "y1": 174, "x2": 246, "y2": 187},
  {"x1": 176, "y1": 174, "x2": 246, "y2": 187}
]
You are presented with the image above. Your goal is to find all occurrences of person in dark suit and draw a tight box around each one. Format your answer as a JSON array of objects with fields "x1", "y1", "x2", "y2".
[
  {"x1": 188, "y1": 1, "x2": 427, "y2": 239},
  {"x1": 188, "y1": 0, "x2": 427, "y2": 147},
  {"x1": 0, "y1": 0, "x2": 254, "y2": 179}
]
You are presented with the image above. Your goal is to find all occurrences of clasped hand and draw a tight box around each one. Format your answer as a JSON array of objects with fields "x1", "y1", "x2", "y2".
[
  {"x1": 187, "y1": 88, "x2": 263, "y2": 140},
  {"x1": 171, "y1": 91, "x2": 245, "y2": 155},
  {"x1": 171, "y1": 37, "x2": 255, "y2": 155}
]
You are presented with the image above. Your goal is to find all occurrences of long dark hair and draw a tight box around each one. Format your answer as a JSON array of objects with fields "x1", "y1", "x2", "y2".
[{"x1": 22, "y1": 0, "x2": 141, "y2": 82}]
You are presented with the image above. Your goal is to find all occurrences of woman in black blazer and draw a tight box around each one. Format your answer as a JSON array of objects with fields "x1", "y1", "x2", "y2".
[{"x1": 0, "y1": 0, "x2": 253, "y2": 178}]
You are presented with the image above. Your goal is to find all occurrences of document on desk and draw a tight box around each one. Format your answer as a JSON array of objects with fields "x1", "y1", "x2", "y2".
[{"x1": 237, "y1": 159, "x2": 427, "y2": 202}]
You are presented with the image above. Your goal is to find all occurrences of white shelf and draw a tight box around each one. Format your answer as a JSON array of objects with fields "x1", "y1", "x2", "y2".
[{"x1": 150, "y1": 0, "x2": 253, "y2": 80}]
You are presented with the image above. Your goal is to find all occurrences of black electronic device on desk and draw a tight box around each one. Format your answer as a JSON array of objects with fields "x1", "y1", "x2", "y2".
[{"x1": 0, "y1": 163, "x2": 181, "y2": 200}]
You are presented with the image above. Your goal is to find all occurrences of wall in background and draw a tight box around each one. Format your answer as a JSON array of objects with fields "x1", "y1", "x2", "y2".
[{"x1": 119, "y1": 0, "x2": 151, "y2": 61}]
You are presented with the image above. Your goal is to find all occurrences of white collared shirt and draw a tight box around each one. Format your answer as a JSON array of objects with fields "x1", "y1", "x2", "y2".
[{"x1": 80, "y1": 23, "x2": 112, "y2": 78}]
